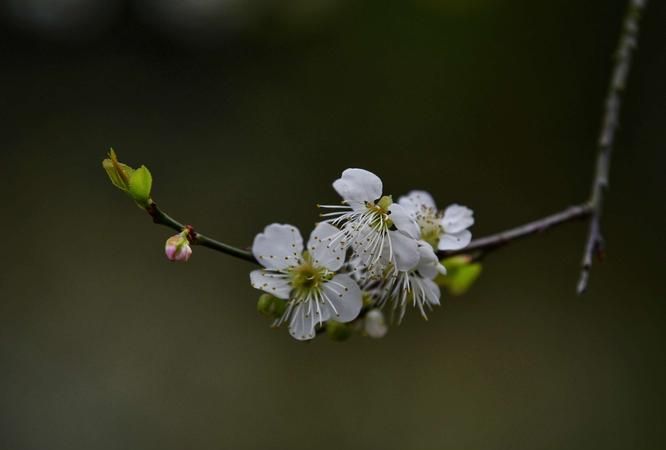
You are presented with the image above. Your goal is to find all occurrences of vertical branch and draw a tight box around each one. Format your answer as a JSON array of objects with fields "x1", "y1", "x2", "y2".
[{"x1": 577, "y1": 0, "x2": 647, "y2": 294}]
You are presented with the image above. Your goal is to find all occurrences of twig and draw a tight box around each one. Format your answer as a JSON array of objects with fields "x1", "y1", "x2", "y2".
[
  {"x1": 576, "y1": 0, "x2": 646, "y2": 294},
  {"x1": 146, "y1": 202, "x2": 257, "y2": 264},
  {"x1": 437, "y1": 204, "x2": 593, "y2": 260},
  {"x1": 146, "y1": 199, "x2": 592, "y2": 267},
  {"x1": 130, "y1": 0, "x2": 648, "y2": 290}
]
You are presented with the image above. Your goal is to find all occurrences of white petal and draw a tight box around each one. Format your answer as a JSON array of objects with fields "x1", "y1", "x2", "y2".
[
  {"x1": 307, "y1": 222, "x2": 346, "y2": 272},
  {"x1": 415, "y1": 242, "x2": 440, "y2": 279},
  {"x1": 397, "y1": 190, "x2": 436, "y2": 216},
  {"x1": 252, "y1": 223, "x2": 304, "y2": 270},
  {"x1": 249, "y1": 270, "x2": 291, "y2": 299},
  {"x1": 322, "y1": 274, "x2": 363, "y2": 323},
  {"x1": 389, "y1": 230, "x2": 420, "y2": 271},
  {"x1": 288, "y1": 304, "x2": 318, "y2": 341},
  {"x1": 437, "y1": 230, "x2": 472, "y2": 251},
  {"x1": 421, "y1": 278, "x2": 441, "y2": 306},
  {"x1": 442, "y1": 204, "x2": 474, "y2": 233},
  {"x1": 332, "y1": 168, "x2": 383, "y2": 203},
  {"x1": 389, "y1": 203, "x2": 420, "y2": 239}
]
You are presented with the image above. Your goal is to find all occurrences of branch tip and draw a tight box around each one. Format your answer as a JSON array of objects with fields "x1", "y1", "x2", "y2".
[{"x1": 576, "y1": 0, "x2": 646, "y2": 292}]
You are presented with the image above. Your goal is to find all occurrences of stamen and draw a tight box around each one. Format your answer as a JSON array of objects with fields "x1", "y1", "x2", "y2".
[
  {"x1": 317, "y1": 204, "x2": 353, "y2": 210},
  {"x1": 321, "y1": 290, "x2": 340, "y2": 316},
  {"x1": 319, "y1": 211, "x2": 350, "y2": 217}
]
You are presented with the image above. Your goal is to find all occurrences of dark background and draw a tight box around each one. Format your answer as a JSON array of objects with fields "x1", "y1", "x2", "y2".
[{"x1": 1, "y1": 1, "x2": 665, "y2": 449}]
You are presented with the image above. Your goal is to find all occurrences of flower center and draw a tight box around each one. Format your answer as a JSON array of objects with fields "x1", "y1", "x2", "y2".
[
  {"x1": 415, "y1": 206, "x2": 442, "y2": 248},
  {"x1": 288, "y1": 254, "x2": 332, "y2": 301},
  {"x1": 365, "y1": 195, "x2": 394, "y2": 229}
]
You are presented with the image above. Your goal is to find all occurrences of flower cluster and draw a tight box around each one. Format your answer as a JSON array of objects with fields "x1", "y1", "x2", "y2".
[{"x1": 249, "y1": 169, "x2": 474, "y2": 340}]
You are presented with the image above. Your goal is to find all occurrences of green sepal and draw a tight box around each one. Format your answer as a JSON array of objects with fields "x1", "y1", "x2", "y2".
[
  {"x1": 436, "y1": 255, "x2": 482, "y2": 295},
  {"x1": 129, "y1": 165, "x2": 153, "y2": 208}
]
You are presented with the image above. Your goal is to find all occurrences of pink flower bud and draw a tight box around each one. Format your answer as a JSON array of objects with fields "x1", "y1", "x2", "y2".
[{"x1": 165, "y1": 232, "x2": 192, "y2": 262}]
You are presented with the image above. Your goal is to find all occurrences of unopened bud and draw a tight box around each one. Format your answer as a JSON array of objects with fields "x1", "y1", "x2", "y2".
[
  {"x1": 326, "y1": 320, "x2": 351, "y2": 341},
  {"x1": 257, "y1": 293, "x2": 287, "y2": 319},
  {"x1": 165, "y1": 230, "x2": 192, "y2": 262},
  {"x1": 364, "y1": 309, "x2": 388, "y2": 338}
]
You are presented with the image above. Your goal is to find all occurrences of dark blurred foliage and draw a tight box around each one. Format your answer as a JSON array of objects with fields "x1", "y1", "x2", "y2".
[{"x1": 0, "y1": 1, "x2": 665, "y2": 449}]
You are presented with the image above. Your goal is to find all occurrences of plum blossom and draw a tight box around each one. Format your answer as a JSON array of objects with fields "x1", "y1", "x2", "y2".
[
  {"x1": 398, "y1": 190, "x2": 474, "y2": 251},
  {"x1": 318, "y1": 169, "x2": 421, "y2": 279},
  {"x1": 250, "y1": 222, "x2": 363, "y2": 340},
  {"x1": 249, "y1": 171, "x2": 477, "y2": 338},
  {"x1": 380, "y1": 241, "x2": 445, "y2": 321}
]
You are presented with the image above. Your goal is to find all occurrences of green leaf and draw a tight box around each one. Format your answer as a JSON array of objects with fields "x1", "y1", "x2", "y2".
[
  {"x1": 447, "y1": 263, "x2": 482, "y2": 295},
  {"x1": 128, "y1": 165, "x2": 153, "y2": 208},
  {"x1": 436, "y1": 256, "x2": 482, "y2": 296},
  {"x1": 102, "y1": 149, "x2": 134, "y2": 192}
]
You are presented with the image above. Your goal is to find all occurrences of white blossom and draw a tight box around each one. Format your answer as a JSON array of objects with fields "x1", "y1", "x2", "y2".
[
  {"x1": 398, "y1": 190, "x2": 474, "y2": 251},
  {"x1": 249, "y1": 173, "x2": 476, "y2": 337},
  {"x1": 380, "y1": 241, "x2": 445, "y2": 321},
  {"x1": 250, "y1": 222, "x2": 362, "y2": 340},
  {"x1": 318, "y1": 169, "x2": 421, "y2": 279}
]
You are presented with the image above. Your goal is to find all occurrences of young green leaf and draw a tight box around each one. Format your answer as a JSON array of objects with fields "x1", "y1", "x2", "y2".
[
  {"x1": 436, "y1": 255, "x2": 482, "y2": 295},
  {"x1": 128, "y1": 165, "x2": 153, "y2": 207},
  {"x1": 102, "y1": 149, "x2": 134, "y2": 192}
]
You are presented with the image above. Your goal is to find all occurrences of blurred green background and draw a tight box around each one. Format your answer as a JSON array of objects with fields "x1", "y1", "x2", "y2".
[{"x1": 1, "y1": 0, "x2": 665, "y2": 449}]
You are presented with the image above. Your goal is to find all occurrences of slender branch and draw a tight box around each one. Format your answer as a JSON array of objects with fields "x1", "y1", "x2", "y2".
[
  {"x1": 437, "y1": 204, "x2": 593, "y2": 260},
  {"x1": 577, "y1": 0, "x2": 646, "y2": 294},
  {"x1": 146, "y1": 198, "x2": 592, "y2": 267},
  {"x1": 147, "y1": 202, "x2": 257, "y2": 264},
  {"x1": 130, "y1": 0, "x2": 648, "y2": 289}
]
